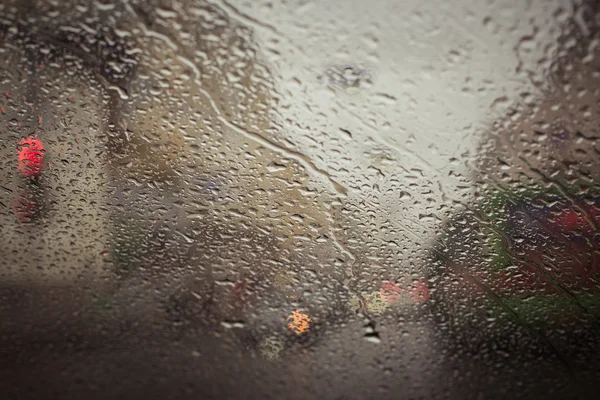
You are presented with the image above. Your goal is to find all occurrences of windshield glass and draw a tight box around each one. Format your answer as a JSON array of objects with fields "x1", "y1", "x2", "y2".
[{"x1": 1, "y1": 1, "x2": 599, "y2": 399}]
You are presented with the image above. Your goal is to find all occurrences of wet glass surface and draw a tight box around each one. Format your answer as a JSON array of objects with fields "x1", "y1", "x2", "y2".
[{"x1": 1, "y1": 0, "x2": 600, "y2": 399}]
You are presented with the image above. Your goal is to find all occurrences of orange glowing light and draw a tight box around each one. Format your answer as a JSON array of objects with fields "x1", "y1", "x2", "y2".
[{"x1": 287, "y1": 309, "x2": 311, "y2": 334}]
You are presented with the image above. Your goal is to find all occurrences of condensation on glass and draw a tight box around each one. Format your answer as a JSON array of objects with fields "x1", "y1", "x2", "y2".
[{"x1": 0, "y1": 0, "x2": 599, "y2": 399}]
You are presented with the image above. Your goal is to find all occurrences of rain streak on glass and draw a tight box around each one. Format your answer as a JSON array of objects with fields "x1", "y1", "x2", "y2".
[{"x1": 0, "y1": 0, "x2": 599, "y2": 399}]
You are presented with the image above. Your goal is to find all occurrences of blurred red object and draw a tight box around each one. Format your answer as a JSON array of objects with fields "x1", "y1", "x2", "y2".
[
  {"x1": 552, "y1": 204, "x2": 600, "y2": 233},
  {"x1": 380, "y1": 280, "x2": 402, "y2": 304},
  {"x1": 408, "y1": 279, "x2": 430, "y2": 303},
  {"x1": 18, "y1": 137, "x2": 45, "y2": 177}
]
